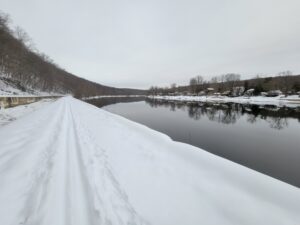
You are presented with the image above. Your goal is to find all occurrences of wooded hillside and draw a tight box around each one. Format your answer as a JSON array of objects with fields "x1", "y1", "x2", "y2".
[{"x1": 0, "y1": 12, "x2": 146, "y2": 97}]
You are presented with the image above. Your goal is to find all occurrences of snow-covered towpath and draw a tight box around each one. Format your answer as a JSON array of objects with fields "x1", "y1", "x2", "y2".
[
  {"x1": 0, "y1": 97, "x2": 299, "y2": 225},
  {"x1": 0, "y1": 97, "x2": 144, "y2": 225}
]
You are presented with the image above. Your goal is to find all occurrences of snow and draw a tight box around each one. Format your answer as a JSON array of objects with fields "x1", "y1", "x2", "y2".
[
  {"x1": 0, "y1": 97, "x2": 299, "y2": 225},
  {"x1": 0, "y1": 99, "x2": 55, "y2": 126},
  {"x1": 0, "y1": 93, "x2": 64, "y2": 97},
  {"x1": 0, "y1": 77, "x2": 63, "y2": 97},
  {"x1": 0, "y1": 78, "x2": 27, "y2": 95},
  {"x1": 150, "y1": 95, "x2": 300, "y2": 108}
]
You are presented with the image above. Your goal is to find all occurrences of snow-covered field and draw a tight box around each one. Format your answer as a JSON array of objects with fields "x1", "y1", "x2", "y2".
[
  {"x1": 151, "y1": 95, "x2": 300, "y2": 108},
  {"x1": 0, "y1": 97, "x2": 299, "y2": 225}
]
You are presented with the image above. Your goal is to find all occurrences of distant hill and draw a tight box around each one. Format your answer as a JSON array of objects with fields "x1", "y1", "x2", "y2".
[{"x1": 0, "y1": 12, "x2": 146, "y2": 97}]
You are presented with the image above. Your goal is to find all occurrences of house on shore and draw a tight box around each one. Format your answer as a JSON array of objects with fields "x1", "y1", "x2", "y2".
[
  {"x1": 267, "y1": 90, "x2": 282, "y2": 97},
  {"x1": 206, "y1": 88, "x2": 214, "y2": 95},
  {"x1": 244, "y1": 88, "x2": 254, "y2": 96},
  {"x1": 221, "y1": 90, "x2": 231, "y2": 96}
]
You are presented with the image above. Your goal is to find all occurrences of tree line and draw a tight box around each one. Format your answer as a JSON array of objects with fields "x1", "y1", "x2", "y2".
[
  {"x1": 0, "y1": 12, "x2": 145, "y2": 97},
  {"x1": 149, "y1": 72, "x2": 300, "y2": 96}
]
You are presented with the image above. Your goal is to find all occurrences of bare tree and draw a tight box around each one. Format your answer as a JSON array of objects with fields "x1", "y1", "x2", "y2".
[
  {"x1": 195, "y1": 75, "x2": 203, "y2": 85},
  {"x1": 278, "y1": 70, "x2": 293, "y2": 96},
  {"x1": 14, "y1": 26, "x2": 35, "y2": 50},
  {"x1": 189, "y1": 78, "x2": 197, "y2": 93},
  {"x1": 170, "y1": 83, "x2": 177, "y2": 93},
  {"x1": 189, "y1": 75, "x2": 204, "y2": 93},
  {"x1": 225, "y1": 73, "x2": 241, "y2": 92},
  {"x1": 211, "y1": 76, "x2": 218, "y2": 84},
  {"x1": 0, "y1": 11, "x2": 10, "y2": 31},
  {"x1": 218, "y1": 74, "x2": 226, "y2": 92}
]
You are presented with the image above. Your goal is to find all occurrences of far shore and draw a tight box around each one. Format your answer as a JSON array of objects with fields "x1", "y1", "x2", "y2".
[{"x1": 149, "y1": 95, "x2": 300, "y2": 108}]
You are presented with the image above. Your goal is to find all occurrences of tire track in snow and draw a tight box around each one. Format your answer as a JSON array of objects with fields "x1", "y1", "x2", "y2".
[
  {"x1": 19, "y1": 99, "x2": 69, "y2": 225},
  {"x1": 19, "y1": 98, "x2": 99, "y2": 225},
  {"x1": 0, "y1": 99, "x2": 69, "y2": 225},
  {"x1": 0, "y1": 100, "x2": 64, "y2": 175},
  {"x1": 7, "y1": 97, "x2": 147, "y2": 225},
  {"x1": 69, "y1": 100, "x2": 147, "y2": 225}
]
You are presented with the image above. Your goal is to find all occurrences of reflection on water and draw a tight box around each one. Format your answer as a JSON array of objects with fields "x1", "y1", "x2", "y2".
[
  {"x1": 88, "y1": 97, "x2": 300, "y2": 188},
  {"x1": 146, "y1": 99, "x2": 300, "y2": 130},
  {"x1": 85, "y1": 96, "x2": 146, "y2": 108}
]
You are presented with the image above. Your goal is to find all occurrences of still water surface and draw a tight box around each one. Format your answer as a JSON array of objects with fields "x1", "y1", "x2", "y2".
[{"x1": 86, "y1": 97, "x2": 300, "y2": 188}]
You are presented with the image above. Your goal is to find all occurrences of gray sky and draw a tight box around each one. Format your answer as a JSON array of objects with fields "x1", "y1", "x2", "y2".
[{"x1": 1, "y1": 0, "x2": 300, "y2": 89}]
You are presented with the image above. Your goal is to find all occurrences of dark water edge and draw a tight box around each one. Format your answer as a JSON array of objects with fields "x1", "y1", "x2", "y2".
[
  {"x1": 85, "y1": 96, "x2": 146, "y2": 108},
  {"x1": 86, "y1": 97, "x2": 300, "y2": 188}
]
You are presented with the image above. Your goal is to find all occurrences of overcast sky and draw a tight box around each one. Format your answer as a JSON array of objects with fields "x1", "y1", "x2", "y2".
[{"x1": 1, "y1": 0, "x2": 300, "y2": 89}]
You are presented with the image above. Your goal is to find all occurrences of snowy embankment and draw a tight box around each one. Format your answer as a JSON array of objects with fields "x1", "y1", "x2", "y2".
[
  {"x1": 151, "y1": 95, "x2": 300, "y2": 107},
  {"x1": 0, "y1": 97, "x2": 299, "y2": 225},
  {"x1": 0, "y1": 99, "x2": 54, "y2": 126}
]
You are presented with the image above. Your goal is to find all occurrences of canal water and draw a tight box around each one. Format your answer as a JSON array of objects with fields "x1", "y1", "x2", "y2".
[{"x1": 86, "y1": 97, "x2": 300, "y2": 188}]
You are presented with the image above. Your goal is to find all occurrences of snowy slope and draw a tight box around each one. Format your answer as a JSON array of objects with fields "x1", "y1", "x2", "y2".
[
  {"x1": 0, "y1": 77, "x2": 60, "y2": 96},
  {"x1": 0, "y1": 97, "x2": 299, "y2": 225},
  {"x1": 0, "y1": 77, "x2": 28, "y2": 95}
]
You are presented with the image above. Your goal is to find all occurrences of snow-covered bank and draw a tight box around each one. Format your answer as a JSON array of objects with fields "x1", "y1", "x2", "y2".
[
  {"x1": 0, "y1": 97, "x2": 299, "y2": 225},
  {"x1": 150, "y1": 95, "x2": 300, "y2": 108},
  {"x1": 0, "y1": 99, "x2": 55, "y2": 126}
]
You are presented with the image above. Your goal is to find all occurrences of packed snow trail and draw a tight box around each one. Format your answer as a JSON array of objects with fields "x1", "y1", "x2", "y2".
[
  {"x1": 0, "y1": 99, "x2": 54, "y2": 127},
  {"x1": 0, "y1": 97, "x2": 300, "y2": 225},
  {"x1": 0, "y1": 97, "x2": 145, "y2": 225}
]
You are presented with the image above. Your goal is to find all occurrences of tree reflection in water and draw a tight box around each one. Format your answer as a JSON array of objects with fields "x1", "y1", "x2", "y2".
[
  {"x1": 86, "y1": 96, "x2": 146, "y2": 108},
  {"x1": 146, "y1": 99, "x2": 300, "y2": 130}
]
